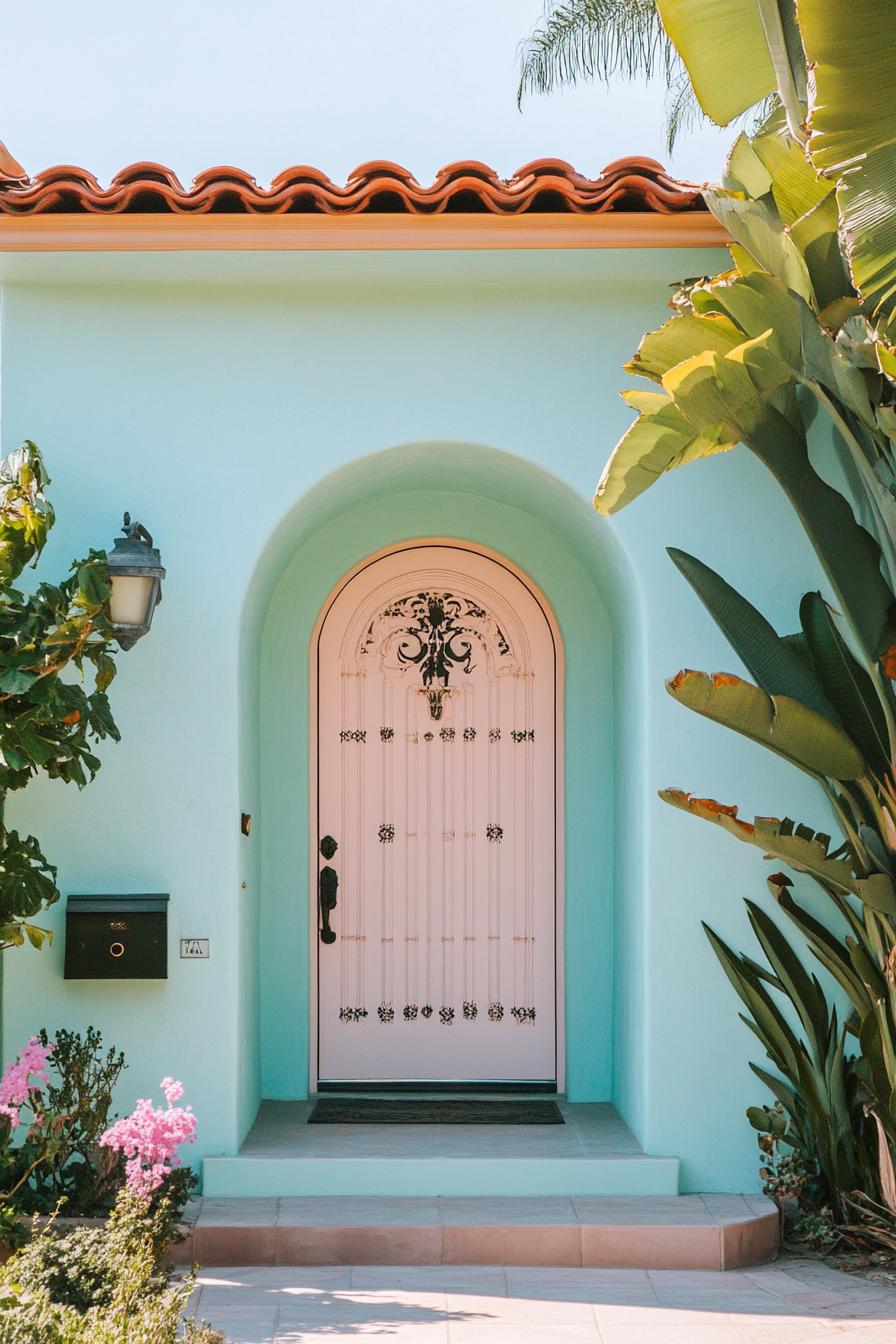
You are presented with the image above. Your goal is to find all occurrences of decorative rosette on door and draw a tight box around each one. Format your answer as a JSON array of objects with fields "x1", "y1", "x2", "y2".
[{"x1": 316, "y1": 545, "x2": 557, "y2": 1085}]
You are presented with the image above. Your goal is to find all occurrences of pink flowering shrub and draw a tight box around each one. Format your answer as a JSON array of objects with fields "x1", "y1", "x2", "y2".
[
  {"x1": 0, "y1": 1036, "x2": 52, "y2": 1128},
  {"x1": 99, "y1": 1078, "x2": 197, "y2": 1198}
]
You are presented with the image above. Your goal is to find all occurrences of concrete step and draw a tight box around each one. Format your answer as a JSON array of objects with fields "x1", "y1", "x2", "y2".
[
  {"x1": 201, "y1": 1152, "x2": 680, "y2": 1198},
  {"x1": 176, "y1": 1195, "x2": 779, "y2": 1271},
  {"x1": 202, "y1": 1099, "x2": 680, "y2": 1198}
]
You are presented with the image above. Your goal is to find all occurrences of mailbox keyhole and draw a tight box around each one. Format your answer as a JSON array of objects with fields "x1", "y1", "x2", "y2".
[{"x1": 109, "y1": 942, "x2": 125, "y2": 958}]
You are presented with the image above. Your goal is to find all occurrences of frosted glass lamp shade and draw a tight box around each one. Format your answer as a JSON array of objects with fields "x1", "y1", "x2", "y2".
[
  {"x1": 106, "y1": 515, "x2": 165, "y2": 650},
  {"x1": 109, "y1": 574, "x2": 156, "y2": 627}
]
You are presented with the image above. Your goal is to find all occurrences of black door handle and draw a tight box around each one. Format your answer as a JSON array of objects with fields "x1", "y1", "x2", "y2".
[{"x1": 319, "y1": 835, "x2": 338, "y2": 945}]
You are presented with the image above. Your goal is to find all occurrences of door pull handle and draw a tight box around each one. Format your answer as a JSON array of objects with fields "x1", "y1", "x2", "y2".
[{"x1": 319, "y1": 835, "x2": 338, "y2": 945}]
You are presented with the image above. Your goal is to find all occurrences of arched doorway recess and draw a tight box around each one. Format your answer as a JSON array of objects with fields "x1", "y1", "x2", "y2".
[{"x1": 242, "y1": 442, "x2": 643, "y2": 1123}]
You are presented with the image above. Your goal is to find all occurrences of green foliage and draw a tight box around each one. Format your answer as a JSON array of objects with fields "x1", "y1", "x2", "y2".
[
  {"x1": 0, "y1": 443, "x2": 120, "y2": 949},
  {"x1": 8, "y1": 1223, "x2": 114, "y2": 1313},
  {"x1": 516, "y1": 1, "x2": 703, "y2": 152},
  {"x1": 0, "y1": 1028, "x2": 195, "y2": 1236},
  {"x1": 586, "y1": 3, "x2": 896, "y2": 1236},
  {"x1": 18, "y1": 1029, "x2": 127, "y2": 1217},
  {"x1": 747, "y1": 1102, "x2": 812, "y2": 1206},
  {"x1": 0, "y1": 1189, "x2": 217, "y2": 1344}
]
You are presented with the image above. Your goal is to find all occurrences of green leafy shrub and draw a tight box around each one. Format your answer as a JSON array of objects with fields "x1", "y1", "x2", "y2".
[
  {"x1": 8, "y1": 1222, "x2": 113, "y2": 1313},
  {"x1": 0, "y1": 1029, "x2": 196, "y2": 1236},
  {"x1": 0, "y1": 1189, "x2": 220, "y2": 1343},
  {"x1": 19, "y1": 1028, "x2": 126, "y2": 1217},
  {"x1": 0, "y1": 444, "x2": 122, "y2": 951}
]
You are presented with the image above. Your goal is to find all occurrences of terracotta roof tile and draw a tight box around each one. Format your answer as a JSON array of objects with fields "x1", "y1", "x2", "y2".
[{"x1": 0, "y1": 154, "x2": 706, "y2": 216}]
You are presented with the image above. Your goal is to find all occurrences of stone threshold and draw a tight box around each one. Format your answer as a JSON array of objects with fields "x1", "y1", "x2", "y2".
[{"x1": 172, "y1": 1194, "x2": 779, "y2": 1271}]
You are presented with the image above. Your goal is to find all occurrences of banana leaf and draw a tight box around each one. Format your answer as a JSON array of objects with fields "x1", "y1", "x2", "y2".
[
  {"x1": 656, "y1": 0, "x2": 778, "y2": 125},
  {"x1": 799, "y1": 592, "x2": 891, "y2": 780},
  {"x1": 800, "y1": 0, "x2": 896, "y2": 333},
  {"x1": 594, "y1": 391, "x2": 735, "y2": 514},
  {"x1": 744, "y1": 407, "x2": 896, "y2": 664},
  {"x1": 664, "y1": 671, "x2": 866, "y2": 779},
  {"x1": 668, "y1": 548, "x2": 838, "y2": 721},
  {"x1": 660, "y1": 791, "x2": 861, "y2": 889}
]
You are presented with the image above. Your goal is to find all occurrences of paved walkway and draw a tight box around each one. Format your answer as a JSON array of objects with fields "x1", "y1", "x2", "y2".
[{"x1": 187, "y1": 1258, "x2": 896, "y2": 1342}]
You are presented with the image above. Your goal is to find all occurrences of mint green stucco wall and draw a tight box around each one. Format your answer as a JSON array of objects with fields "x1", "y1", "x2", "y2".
[{"x1": 0, "y1": 248, "x2": 837, "y2": 1191}]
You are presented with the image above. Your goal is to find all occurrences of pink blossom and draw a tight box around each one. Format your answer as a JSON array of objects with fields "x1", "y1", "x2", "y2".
[
  {"x1": 0, "y1": 1037, "x2": 52, "y2": 1127},
  {"x1": 100, "y1": 1079, "x2": 197, "y2": 1198}
]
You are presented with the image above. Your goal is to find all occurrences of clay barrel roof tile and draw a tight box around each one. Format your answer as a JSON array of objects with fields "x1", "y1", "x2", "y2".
[{"x1": 0, "y1": 154, "x2": 707, "y2": 217}]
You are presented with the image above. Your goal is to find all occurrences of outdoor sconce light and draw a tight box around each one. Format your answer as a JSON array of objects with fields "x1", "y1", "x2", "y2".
[{"x1": 106, "y1": 513, "x2": 166, "y2": 650}]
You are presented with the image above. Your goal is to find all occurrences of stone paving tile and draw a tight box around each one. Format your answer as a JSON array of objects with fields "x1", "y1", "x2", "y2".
[{"x1": 185, "y1": 1262, "x2": 896, "y2": 1344}]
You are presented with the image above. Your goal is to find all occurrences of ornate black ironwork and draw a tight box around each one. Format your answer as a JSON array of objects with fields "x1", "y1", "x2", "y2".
[
  {"x1": 377, "y1": 1003, "x2": 395, "y2": 1023},
  {"x1": 339, "y1": 729, "x2": 366, "y2": 743},
  {"x1": 380, "y1": 726, "x2": 395, "y2": 742},
  {"x1": 488, "y1": 728, "x2": 501, "y2": 744},
  {"x1": 378, "y1": 823, "x2": 395, "y2": 844},
  {"x1": 511, "y1": 729, "x2": 535, "y2": 743},
  {"x1": 424, "y1": 731, "x2": 434, "y2": 742},
  {"x1": 421, "y1": 1004, "x2": 433, "y2": 1019},
  {"x1": 439, "y1": 1005, "x2": 455, "y2": 1025},
  {"x1": 486, "y1": 824, "x2": 503, "y2": 843},
  {"x1": 511, "y1": 1006, "x2": 537, "y2": 1024},
  {"x1": 440, "y1": 726, "x2": 456, "y2": 742},
  {"x1": 403, "y1": 1004, "x2": 418, "y2": 1021},
  {"x1": 339, "y1": 1006, "x2": 368, "y2": 1022},
  {"x1": 463, "y1": 727, "x2": 476, "y2": 742},
  {"x1": 488, "y1": 1002, "x2": 504, "y2": 1022},
  {"x1": 463, "y1": 1001, "x2": 478, "y2": 1020},
  {"x1": 369, "y1": 591, "x2": 510, "y2": 720}
]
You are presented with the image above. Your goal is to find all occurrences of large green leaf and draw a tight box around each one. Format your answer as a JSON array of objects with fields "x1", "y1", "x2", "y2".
[
  {"x1": 594, "y1": 391, "x2": 735, "y2": 514},
  {"x1": 773, "y1": 883, "x2": 871, "y2": 1014},
  {"x1": 689, "y1": 271, "x2": 803, "y2": 363},
  {"x1": 745, "y1": 407, "x2": 896, "y2": 664},
  {"x1": 661, "y1": 789, "x2": 861, "y2": 888},
  {"x1": 800, "y1": 0, "x2": 896, "y2": 331},
  {"x1": 625, "y1": 313, "x2": 745, "y2": 385},
  {"x1": 751, "y1": 106, "x2": 832, "y2": 226},
  {"x1": 656, "y1": 0, "x2": 777, "y2": 125},
  {"x1": 799, "y1": 591, "x2": 891, "y2": 780},
  {"x1": 665, "y1": 670, "x2": 867, "y2": 779},
  {"x1": 745, "y1": 898, "x2": 831, "y2": 1047},
  {"x1": 668, "y1": 548, "x2": 838, "y2": 720},
  {"x1": 704, "y1": 923, "x2": 804, "y2": 1079}
]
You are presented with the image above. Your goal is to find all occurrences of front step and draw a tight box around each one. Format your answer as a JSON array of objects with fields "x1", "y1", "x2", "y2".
[
  {"x1": 202, "y1": 1098, "x2": 679, "y2": 1198},
  {"x1": 201, "y1": 1154, "x2": 680, "y2": 1198},
  {"x1": 175, "y1": 1195, "x2": 779, "y2": 1271}
]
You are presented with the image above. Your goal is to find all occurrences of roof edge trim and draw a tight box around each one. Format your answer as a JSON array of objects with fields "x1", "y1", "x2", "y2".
[{"x1": 0, "y1": 212, "x2": 728, "y2": 253}]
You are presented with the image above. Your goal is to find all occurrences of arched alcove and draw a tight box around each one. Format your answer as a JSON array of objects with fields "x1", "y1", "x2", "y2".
[{"x1": 237, "y1": 442, "x2": 645, "y2": 1135}]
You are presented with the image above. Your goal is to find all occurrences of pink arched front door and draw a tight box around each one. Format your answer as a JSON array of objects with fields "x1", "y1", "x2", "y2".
[{"x1": 314, "y1": 542, "x2": 559, "y2": 1086}]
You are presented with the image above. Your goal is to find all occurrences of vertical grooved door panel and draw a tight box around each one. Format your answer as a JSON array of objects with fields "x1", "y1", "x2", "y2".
[{"x1": 315, "y1": 544, "x2": 557, "y2": 1083}]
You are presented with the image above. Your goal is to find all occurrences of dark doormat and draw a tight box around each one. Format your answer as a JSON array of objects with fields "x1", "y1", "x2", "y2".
[{"x1": 307, "y1": 1098, "x2": 564, "y2": 1125}]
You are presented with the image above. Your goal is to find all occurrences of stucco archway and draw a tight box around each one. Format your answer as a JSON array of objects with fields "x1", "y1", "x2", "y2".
[{"x1": 237, "y1": 442, "x2": 645, "y2": 1139}]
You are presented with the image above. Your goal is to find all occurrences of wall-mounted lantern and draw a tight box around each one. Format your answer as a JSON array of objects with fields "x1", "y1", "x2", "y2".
[{"x1": 106, "y1": 514, "x2": 166, "y2": 650}]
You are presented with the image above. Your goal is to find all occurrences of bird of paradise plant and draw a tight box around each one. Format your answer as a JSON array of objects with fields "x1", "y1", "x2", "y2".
[{"x1": 592, "y1": 0, "x2": 896, "y2": 1233}]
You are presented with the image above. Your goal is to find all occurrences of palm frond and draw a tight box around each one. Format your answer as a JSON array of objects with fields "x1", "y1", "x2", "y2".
[
  {"x1": 663, "y1": 65, "x2": 703, "y2": 154},
  {"x1": 517, "y1": 0, "x2": 675, "y2": 108}
]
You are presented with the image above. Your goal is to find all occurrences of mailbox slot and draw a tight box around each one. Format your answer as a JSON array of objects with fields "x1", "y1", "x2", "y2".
[{"x1": 65, "y1": 894, "x2": 169, "y2": 979}]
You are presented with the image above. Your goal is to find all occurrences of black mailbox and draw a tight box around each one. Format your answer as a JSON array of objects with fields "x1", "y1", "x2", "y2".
[{"x1": 65, "y1": 894, "x2": 169, "y2": 980}]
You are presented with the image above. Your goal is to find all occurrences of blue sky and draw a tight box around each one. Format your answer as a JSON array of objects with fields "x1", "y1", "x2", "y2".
[{"x1": 3, "y1": 0, "x2": 732, "y2": 185}]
